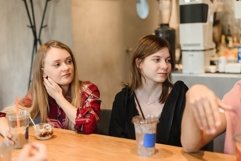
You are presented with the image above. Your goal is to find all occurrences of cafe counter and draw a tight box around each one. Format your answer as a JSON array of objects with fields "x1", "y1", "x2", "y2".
[{"x1": 172, "y1": 72, "x2": 241, "y2": 98}]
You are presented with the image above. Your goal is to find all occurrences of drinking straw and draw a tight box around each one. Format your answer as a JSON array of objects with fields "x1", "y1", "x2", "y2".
[
  {"x1": 29, "y1": 115, "x2": 36, "y2": 129},
  {"x1": 133, "y1": 92, "x2": 146, "y2": 120},
  {"x1": 15, "y1": 97, "x2": 20, "y2": 128},
  {"x1": 15, "y1": 96, "x2": 21, "y2": 136}
]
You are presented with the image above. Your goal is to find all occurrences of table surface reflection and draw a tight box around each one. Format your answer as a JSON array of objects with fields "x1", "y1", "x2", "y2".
[{"x1": 7, "y1": 127, "x2": 236, "y2": 161}]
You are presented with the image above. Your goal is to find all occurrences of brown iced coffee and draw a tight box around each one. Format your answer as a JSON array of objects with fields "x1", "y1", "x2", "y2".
[
  {"x1": 6, "y1": 109, "x2": 29, "y2": 149},
  {"x1": 13, "y1": 132, "x2": 27, "y2": 149}
]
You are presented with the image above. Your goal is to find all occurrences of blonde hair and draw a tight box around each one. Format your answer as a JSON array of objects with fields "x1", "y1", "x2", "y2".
[{"x1": 30, "y1": 40, "x2": 80, "y2": 122}]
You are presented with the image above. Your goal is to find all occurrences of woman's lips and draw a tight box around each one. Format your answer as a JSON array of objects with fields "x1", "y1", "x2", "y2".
[
  {"x1": 158, "y1": 73, "x2": 167, "y2": 75},
  {"x1": 62, "y1": 73, "x2": 71, "y2": 78}
]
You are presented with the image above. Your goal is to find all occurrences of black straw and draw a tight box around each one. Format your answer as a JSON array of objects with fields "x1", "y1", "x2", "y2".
[{"x1": 134, "y1": 92, "x2": 145, "y2": 120}]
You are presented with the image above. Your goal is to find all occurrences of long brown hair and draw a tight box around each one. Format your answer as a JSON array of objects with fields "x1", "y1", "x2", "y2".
[
  {"x1": 30, "y1": 40, "x2": 80, "y2": 122},
  {"x1": 130, "y1": 34, "x2": 174, "y2": 103}
]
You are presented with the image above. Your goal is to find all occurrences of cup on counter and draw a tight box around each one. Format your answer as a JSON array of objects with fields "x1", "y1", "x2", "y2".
[
  {"x1": 0, "y1": 140, "x2": 12, "y2": 161},
  {"x1": 208, "y1": 65, "x2": 217, "y2": 73},
  {"x1": 6, "y1": 109, "x2": 29, "y2": 149},
  {"x1": 132, "y1": 115, "x2": 159, "y2": 157}
]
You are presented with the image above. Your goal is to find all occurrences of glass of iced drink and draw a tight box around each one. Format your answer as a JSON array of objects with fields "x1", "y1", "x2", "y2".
[
  {"x1": 234, "y1": 134, "x2": 241, "y2": 161},
  {"x1": 6, "y1": 109, "x2": 29, "y2": 149},
  {"x1": 132, "y1": 115, "x2": 159, "y2": 157}
]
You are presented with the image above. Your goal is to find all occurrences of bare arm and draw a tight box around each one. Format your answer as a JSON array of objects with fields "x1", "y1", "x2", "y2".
[{"x1": 181, "y1": 84, "x2": 227, "y2": 152}]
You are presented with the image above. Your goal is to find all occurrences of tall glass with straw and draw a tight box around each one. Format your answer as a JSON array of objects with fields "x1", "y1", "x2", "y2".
[
  {"x1": 132, "y1": 115, "x2": 159, "y2": 157},
  {"x1": 6, "y1": 98, "x2": 29, "y2": 149}
]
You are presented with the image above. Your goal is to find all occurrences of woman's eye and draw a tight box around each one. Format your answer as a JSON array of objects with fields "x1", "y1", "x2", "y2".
[
  {"x1": 66, "y1": 59, "x2": 73, "y2": 65},
  {"x1": 53, "y1": 63, "x2": 60, "y2": 67},
  {"x1": 166, "y1": 59, "x2": 171, "y2": 63},
  {"x1": 153, "y1": 58, "x2": 160, "y2": 63}
]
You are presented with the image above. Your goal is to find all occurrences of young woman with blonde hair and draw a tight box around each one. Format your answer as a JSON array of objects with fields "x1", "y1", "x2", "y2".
[{"x1": 0, "y1": 40, "x2": 101, "y2": 137}]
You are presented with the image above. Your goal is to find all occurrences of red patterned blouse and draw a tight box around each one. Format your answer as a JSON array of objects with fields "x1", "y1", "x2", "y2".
[{"x1": 1, "y1": 81, "x2": 101, "y2": 134}]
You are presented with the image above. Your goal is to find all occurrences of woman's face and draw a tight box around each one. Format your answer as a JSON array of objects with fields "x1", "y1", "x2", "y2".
[
  {"x1": 138, "y1": 47, "x2": 172, "y2": 84},
  {"x1": 42, "y1": 47, "x2": 74, "y2": 87}
]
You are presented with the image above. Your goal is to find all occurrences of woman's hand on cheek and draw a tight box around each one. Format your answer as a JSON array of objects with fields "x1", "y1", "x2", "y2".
[{"x1": 43, "y1": 77, "x2": 63, "y2": 100}]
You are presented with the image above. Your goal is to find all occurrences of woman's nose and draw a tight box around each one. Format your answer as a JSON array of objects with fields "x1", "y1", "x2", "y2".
[
  {"x1": 62, "y1": 63, "x2": 69, "y2": 70},
  {"x1": 160, "y1": 60, "x2": 168, "y2": 69}
]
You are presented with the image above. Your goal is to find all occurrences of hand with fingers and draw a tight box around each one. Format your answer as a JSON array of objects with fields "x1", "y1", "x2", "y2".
[
  {"x1": 186, "y1": 84, "x2": 230, "y2": 134},
  {"x1": 43, "y1": 76, "x2": 63, "y2": 100},
  {"x1": 17, "y1": 142, "x2": 47, "y2": 161},
  {"x1": 181, "y1": 84, "x2": 230, "y2": 152},
  {"x1": 2, "y1": 135, "x2": 14, "y2": 148},
  {"x1": 4, "y1": 132, "x2": 15, "y2": 146}
]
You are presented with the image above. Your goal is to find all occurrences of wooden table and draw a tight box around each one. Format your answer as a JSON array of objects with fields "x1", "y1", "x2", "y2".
[{"x1": 8, "y1": 127, "x2": 236, "y2": 161}]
